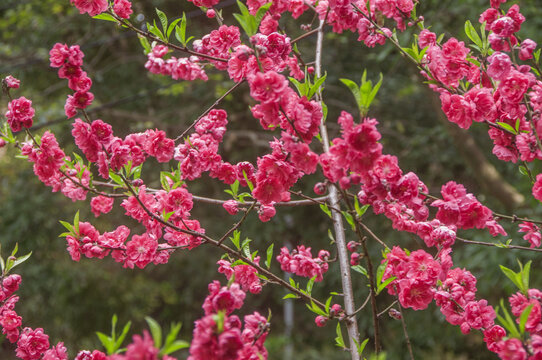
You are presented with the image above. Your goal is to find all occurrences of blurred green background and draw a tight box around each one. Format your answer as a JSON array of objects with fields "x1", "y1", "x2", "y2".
[{"x1": 1, "y1": 0, "x2": 542, "y2": 358}]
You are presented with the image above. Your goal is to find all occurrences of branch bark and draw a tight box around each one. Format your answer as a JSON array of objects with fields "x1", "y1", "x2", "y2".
[{"x1": 314, "y1": 19, "x2": 361, "y2": 360}]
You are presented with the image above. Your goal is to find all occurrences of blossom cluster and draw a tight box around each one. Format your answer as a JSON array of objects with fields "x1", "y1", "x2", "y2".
[
  {"x1": 188, "y1": 281, "x2": 269, "y2": 360},
  {"x1": 276, "y1": 245, "x2": 330, "y2": 282},
  {"x1": 218, "y1": 258, "x2": 262, "y2": 294},
  {"x1": 49, "y1": 43, "x2": 94, "y2": 118},
  {"x1": 5, "y1": 95, "x2": 34, "y2": 132},
  {"x1": 488, "y1": 289, "x2": 542, "y2": 359},
  {"x1": 0, "y1": 270, "x2": 175, "y2": 360},
  {"x1": 145, "y1": 45, "x2": 208, "y2": 81},
  {"x1": 71, "y1": 0, "x2": 133, "y2": 18}
]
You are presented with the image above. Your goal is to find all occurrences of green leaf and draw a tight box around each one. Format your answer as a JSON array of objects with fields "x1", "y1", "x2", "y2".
[
  {"x1": 307, "y1": 73, "x2": 327, "y2": 99},
  {"x1": 320, "y1": 204, "x2": 332, "y2": 218},
  {"x1": 351, "y1": 265, "x2": 368, "y2": 277},
  {"x1": 114, "y1": 320, "x2": 131, "y2": 352},
  {"x1": 335, "y1": 322, "x2": 346, "y2": 348},
  {"x1": 10, "y1": 252, "x2": 32, "y2": 271},
  {"x1": 156, "y1": 8, "x2": 168, "y2": 34},
  {"x1": 138, "y1": 35, "x2": 152, "y2": 54},
  {"x1": 73, "y1": 211, "x2": 80, "y2": 235},
  {"x1": 265, "y1": 243, "x2": 274, "y2": 269},
  {"x1": 354, "y1": 338, "x2": 370, "y2": 355},
  {"x1": 241, "y1": 238, "x2": 252, "y2": 258},
  {"x1": 230, "y1": 230, "x2": 241, "y2": 250},
  {"x1": 96, "y1": 332, "x2": 115, "y2": 354},
  {"x1": 93, "y1": 13, "x2": 118, "y2": 22},
  {"x1": 289, "y1": 77, "x2": 308, "y2": 97},
  {"x1": 519, "y1": 303, "x2": 534, "y2": 335},
  {"x1": 282, "y1": 293, "x2": 299, "y2": 299},
  {"x1": 534, "y1": 48, "x2": 541, "y2": 63},
  {"x1": 365, "y1": 73, "x2": 383, "y2": 110},
  {"x1": 306, "y1": 276, "x2": 316, "y2": 295},
  {"x1": 340, "y1": 78, "x2": 361, "y2": 113},
  {"x1": 161, "y1": 323, "x2": 184, "y2": 355},
  {"x1": 496, "y1": 122, "x2": 517, "y2": 134},
  {"x1": 175, "y1": 13, "x2": 188, "y2": 46},
  {"x1": 500, "y1": 265, "x2": 523, "y2": 291},
  {"x1": 148, "y1": 20, "x2": 165, "y2": 42},
  {"x1": 109, "y1": 170, "x2": 124, "y2": 186},
  {"x1": 59, "y1": 221, "x2": 75, "y2": 235},
  {"x1": 522, "y1": 260, "x2": 532, "y2": 292},
  {"x1": 145, "y1": 317, "x2": 163, "y2": 349},
  {"x1": 496, "y1": 299, "x2": 520, "y2": 338},
  {"x1": 464, "y1": 20, "x2": 483, "y2": 48},
  {"x1": 162, "y1": 340, "x2": 189, "y2": 354},
  {"x1": 160, "y1": 171, "x2": 171, "y2": 191},
  {"x1": 377, "y1": 276, "x2": 396, "y2": 295},
  {"x1": 325, "y1": 296, "x2": 333, "y2": 313},
  {"x1": 376, "y1": 261, "x2": 386, "y2": 284},
  {"x1": 167, "y1": 18, "x2": 182, "y2": 40},
  {"x1": 342, "y1": 211, "x2": 356, "y2": 231},
  {"x1": 306, "y1": 300, "x2": 327, "y2": 316}
]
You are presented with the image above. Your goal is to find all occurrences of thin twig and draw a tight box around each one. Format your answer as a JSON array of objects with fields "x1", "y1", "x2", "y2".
[
  {"x1": 174, "y1": 80, "x2": 245, "y2": 142},
  {"x1": 395, "y1": 292, "x2": 415, "y2": 360},
  {"x1": 456, "y1": 236, "x2": 542, "y2": 252},
  {"x1": 108, "y1": 11, "x2": 228, "y2": 63}
]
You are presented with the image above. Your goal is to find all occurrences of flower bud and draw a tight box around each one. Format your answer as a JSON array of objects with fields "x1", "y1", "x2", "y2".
[
  {"x1": 347, "y1": 241, "x2": 359, "y2": 252},
  {"x1": 206, "y1": 9, "x2": 216, "y2": 18},
  {"x1": 350, "y1": 252, "x2": 361, "y2": 266},
  {"x1": 314, "y1": 315, "x2": 328, "y2": 327},
  {"x1": 313, "y1": 182, "x2": 326, "y2": 195}
]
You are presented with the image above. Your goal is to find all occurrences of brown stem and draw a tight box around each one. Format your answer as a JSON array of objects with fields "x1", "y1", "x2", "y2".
[
  {"x1": 108, "y1": 11, "x2": 228, "y2": 63},
  {"x1": 396, "y1": 292, "x2": 415, "y2": 360},
  {"x1": 456, "y1": 236, "x2": 542, "y2": 253},
  {"x1": 174, "y1": 81, "x2": 245, "y2": 142}
]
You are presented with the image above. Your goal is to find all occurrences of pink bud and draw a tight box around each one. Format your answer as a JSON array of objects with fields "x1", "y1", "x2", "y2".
[
  {"x1": 0, "y1": 139, "x2": 6, "y2": 148},
  {"x1": 388, "y1": 308, "x2": 402, "y2": 320},
  {"x1": 206, "y1": 9, "x2": 216, "y2": 18},
  {"x1": 3, "y1": 76, "x2": 20, "y2": 89},
  {"x1": 315, "y1": 315, "x2": 328, "y2": 327},
  {"x1": 307, "y1": 66, "x2": 315, "y2": 74},
  {"x1": 313, "y1": 182, "x2": 326, "y2": 195},
  {"x1": 347, "y1": 241, "x2": 358, "y2": 252},
  {"x1": 350, "y1": 252, "x2": 361, "y2": 266},
  {"x1": 223, "y1": 200, "x2": 239, "y2": 215}
]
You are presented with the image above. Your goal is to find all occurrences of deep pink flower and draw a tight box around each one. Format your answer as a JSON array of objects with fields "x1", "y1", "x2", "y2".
[
  {"x1": 248, "y1": 71, "x2": 288, "y2": 103},
  {"x1": 125, "y1": 233, "x2": 158, "y2": 269},
  {"x1": 533, "y1": 174, "x2": 542, "y2": 202},
  {"x1": 6, "y1": 96, "x2": 34, "y2": 132},
  {"x1": 497, "y1": 338, "x2": 527, "y2": 360},
  {"x1": 223, "y1": 200, "x2": 239, "y2": 215},
  {"x1": 519, "y1": 39, "x2": 537, "y2": 61},
  {"x1": 16, "y1": 327, "x2": 50, "y2": 360},
  {"x1": 518, "y1": 222, "x2": 541, "y2": 248},
  {"x1": 124, "y1": 331, "x2": 159, "y2": 359},
  {"x1": 113, "y1": 0, "x2": 132, "y2": 19},
  {"x1": 3, "y1": 75, "x2": 20, "y2": 89},
  {"x1": 73, "y1": 91, "x2": 94, "y2": 109},
  {"x1": 90, "y1": 196, "x2": 114, "y2": 217},
  {"x1": 42, "y1": 342, "x2": 68, "y2": 360},
  {"x1": 276, "y1": 245, "x2": 329, "y2": 281},
  {"x1": 68, "y1": 72, "x2": 92, "y2": 92},
  {"x1": 418, "y1": 30, "x2": 436, "y2": 48},
  {"x1": 70, "y1": 0, "x2": 108, "y2": 16},
  {"x1": 483, "y1": 325, "x2": 506, "y2": 353}
]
